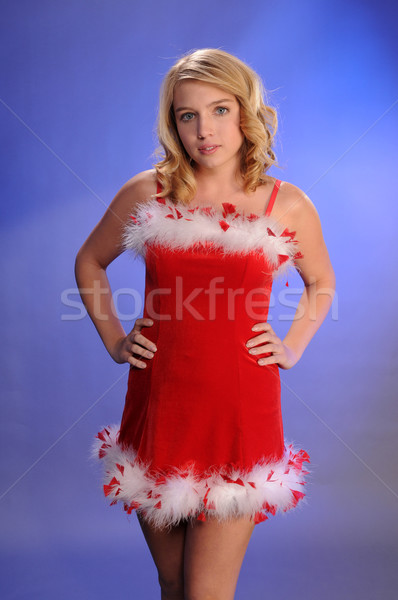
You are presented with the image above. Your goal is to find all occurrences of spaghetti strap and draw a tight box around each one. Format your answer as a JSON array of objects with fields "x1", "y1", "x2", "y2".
[
  {"x1": 265, "y1": 179, "x2": 281, "y2": 217},
  {"x1": 156, "y1": 180, "x2": 162, "y2": 196}
]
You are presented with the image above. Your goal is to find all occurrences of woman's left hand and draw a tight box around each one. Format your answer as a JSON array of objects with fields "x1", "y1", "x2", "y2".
[{"x1": 246, "y1": 322, "x2": 299, "y2": 370}]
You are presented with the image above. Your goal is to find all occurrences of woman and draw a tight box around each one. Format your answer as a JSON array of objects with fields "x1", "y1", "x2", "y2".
[{"x1": 75, "y1": 48, "x2": 335, "y2": 600}]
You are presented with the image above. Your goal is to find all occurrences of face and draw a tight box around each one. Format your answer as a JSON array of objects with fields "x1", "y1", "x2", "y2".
[{"x1": 173, "y1": 80, "x2": 244, "y2": 174}]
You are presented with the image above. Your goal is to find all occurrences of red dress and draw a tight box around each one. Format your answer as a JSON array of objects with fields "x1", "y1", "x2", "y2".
[{"x1": 93, "y1": 179, "x2": 309, "y2": 528}]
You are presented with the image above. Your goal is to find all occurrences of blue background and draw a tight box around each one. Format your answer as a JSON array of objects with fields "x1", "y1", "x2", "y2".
[{"x1": 1, "y1": 1, "x2": 397, "y2": 598}]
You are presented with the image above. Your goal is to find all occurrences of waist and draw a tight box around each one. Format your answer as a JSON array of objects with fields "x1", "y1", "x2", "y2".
[{"x1": 143, "y1": 276, "x2": 271, "y2": 322}]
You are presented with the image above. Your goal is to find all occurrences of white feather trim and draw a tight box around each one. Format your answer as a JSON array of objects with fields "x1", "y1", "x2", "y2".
[
  {"x1": 121, "y1": 199, "x2": 302, "y2": 279},
  {"x1": 92, "y1": 425, "x2": 310, "y2": 529}
]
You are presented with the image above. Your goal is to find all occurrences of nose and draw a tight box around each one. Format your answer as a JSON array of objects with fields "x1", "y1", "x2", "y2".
[{"x1": 196, "y1": 114, "x2": 214, "y2": 139}]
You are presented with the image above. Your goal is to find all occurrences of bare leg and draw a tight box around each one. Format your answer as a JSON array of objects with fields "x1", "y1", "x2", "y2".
[
  {"x1": 137, "y1": 513, "x2": 187, "y2": 600},
  {"x1": 184, "y1": 515, "x2": 255, "y2": 600}
]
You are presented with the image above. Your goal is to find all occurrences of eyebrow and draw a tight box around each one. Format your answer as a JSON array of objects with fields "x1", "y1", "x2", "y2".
[{"x1": 174, "y1": 99, "x2": 234, "y2": 113}]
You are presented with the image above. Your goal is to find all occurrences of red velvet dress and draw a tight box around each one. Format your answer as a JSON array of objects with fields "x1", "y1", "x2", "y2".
[{"x1": 93, "y1": 179, "x2": 309, "y2": 528}]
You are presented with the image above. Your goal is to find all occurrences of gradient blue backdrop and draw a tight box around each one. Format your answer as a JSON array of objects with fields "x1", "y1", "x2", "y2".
[{"x1": 1, "y1": 1, "x2": 397, "y2": 598}]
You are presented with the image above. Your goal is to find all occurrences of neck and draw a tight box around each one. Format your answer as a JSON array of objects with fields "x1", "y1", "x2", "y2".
[{"x1": 193, "y1": 163, "x2": 244, "y2": 197}]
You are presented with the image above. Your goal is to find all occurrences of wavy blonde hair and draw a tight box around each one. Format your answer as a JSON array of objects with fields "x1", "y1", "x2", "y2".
[{"x1": 153, "y1": 48, "x2": 278, "y2": 204}]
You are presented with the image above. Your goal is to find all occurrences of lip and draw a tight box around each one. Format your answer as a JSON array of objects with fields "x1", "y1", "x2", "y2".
[{"x1": 198, "y1": 145, "x2": 220, "y2": 155}]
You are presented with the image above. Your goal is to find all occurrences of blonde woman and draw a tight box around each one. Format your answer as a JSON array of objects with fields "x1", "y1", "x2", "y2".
[{"x1": 75, "y1": 48, "x2": 335, "y2": 600}]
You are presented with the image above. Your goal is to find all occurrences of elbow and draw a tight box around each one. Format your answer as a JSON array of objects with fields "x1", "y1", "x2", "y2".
[
  {"x1": 74, "y1": 247, "x2": 86, "y2": 275},
  {"x1": 74, "y1": 245, "x2": 106, "y2": 280},
  {"x1": 327, "y1": 267, "x2": 336, "y2": 294},
  {"x1": 316, "y1": 269, "x2": 336, "y2": 306},
  {"x1": 75, "y1": 243, "x2": 87, "y2": 266},
  {"x1": 320, "y1": 268, "x2": 336, "y2": 294},
  {"x1": 74, "y1": 250, "x2": 85, "y2": 286},
  {"x1": 304, "y1": 267, "x2": 336, "y2": 301},
  {"x1": 74, "y1": 248, "x2": 103, "y2": 286}
]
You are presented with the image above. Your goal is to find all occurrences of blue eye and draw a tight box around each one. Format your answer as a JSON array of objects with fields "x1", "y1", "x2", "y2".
[
  {"x1": 181, "y1": 112, "x2": 195, "y2": 122},
  {"x1": 216, "y1": 107, "x2": 228, "y2": 115}
]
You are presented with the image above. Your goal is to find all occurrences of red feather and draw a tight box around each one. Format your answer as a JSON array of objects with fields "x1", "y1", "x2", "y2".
[
  {"x1": 281, "y1": 228, "x2": 296, "y2": 239},
  {"x1": 278, "y1": 255, "x2": 289, "y2": 266},
  {"x1": 96, "y1": 429, "x2": 108, "y2": 442},
  {"x1": 254, "y1": 512, "x2": 268, "y2": 524},
  {"x1": 221, "y1": 202, "x2": 236, "y2": 218},
  {"x1": 201, "y1": 206, "x2": 213, "y2": 215},
  {"x1": 155, "y1": 475, "x2": 167, "y2": 486},
  {"x1": 103, "y1": 476, "x2": 120, "y2": 497},
  {"x1": 292, "y1": 489, "x2": 305, "y2": 503},
  {"x1": 219, "y1": 220, "x2": 230, "y2": 232}
]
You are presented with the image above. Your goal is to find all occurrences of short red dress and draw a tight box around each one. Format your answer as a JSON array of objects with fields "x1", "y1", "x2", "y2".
[{"x1": 93, "y1": 179, "x2": 310, "y2": 528}]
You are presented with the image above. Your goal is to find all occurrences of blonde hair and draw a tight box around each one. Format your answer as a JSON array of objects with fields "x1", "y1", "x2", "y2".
[{"x1": 153, "y1": 48, "x2": 278, "y2": 204}]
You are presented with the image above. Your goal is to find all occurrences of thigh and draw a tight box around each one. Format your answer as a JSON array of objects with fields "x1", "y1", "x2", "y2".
[
  {"x1": 137, "y1": 513, "x2": 187, "y2": 589},
  {"x1": 184, "y1": 515, "x2": 255, "y2": 600}
]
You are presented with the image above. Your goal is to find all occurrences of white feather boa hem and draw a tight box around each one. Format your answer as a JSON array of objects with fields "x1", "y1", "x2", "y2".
[
  {"x1": 91, "y1": 425, "x2": 310, "y2": 529},
  {"x1": 121, "y1": 199, "x2": 303, "y2": 280}
]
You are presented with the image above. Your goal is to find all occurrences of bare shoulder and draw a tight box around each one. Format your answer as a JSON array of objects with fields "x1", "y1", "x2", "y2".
[
  {"x1": 273, "y1": 180, "x2": 334, "y2": 285},
  {"x1": 96, "y1": 168, "x2": 158, "y2": 231},
  {"x1": 75, "y1": 169, "x2": 158, "y2": 268},
  {"x1": 116, "y1": 168, "x2": 158, "y2": 210},
  {"x1": 273, "y1": 180, "x2": 320, "y2": 229}
]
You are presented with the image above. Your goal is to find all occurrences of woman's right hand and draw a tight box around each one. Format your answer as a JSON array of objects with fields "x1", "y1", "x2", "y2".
[{"x1": 111, "y1": 318, "x2": 157, "y2": 368}]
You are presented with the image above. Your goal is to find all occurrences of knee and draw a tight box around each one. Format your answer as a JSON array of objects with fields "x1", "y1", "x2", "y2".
[{"x1": 158, "y1": 573, "x2": 184, "y2": 599}]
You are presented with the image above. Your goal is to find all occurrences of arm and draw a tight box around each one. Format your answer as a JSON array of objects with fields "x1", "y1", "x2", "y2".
[
  {"x1": 247, "y1": 183, "x2": 336, "y2": 369},
  {"x1": 74, "y1": 169, "x2": 158, "y2": 366}
]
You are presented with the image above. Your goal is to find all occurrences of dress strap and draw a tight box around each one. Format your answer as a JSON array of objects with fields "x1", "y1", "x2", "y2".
[
  {"x1": 265, "y1": 179, "x2": 281, "y2": 217},
  {"x1": 156, "y1": 180, "x2": 162, "y2": 196}
]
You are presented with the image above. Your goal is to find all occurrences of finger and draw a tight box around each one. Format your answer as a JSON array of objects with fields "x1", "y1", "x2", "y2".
[
  {"x1": 246, "y1": 333, "x2": 277, "y2": 348},
  {"x1": 248, "y1": 342, "x2": 281, "y2": 355},
  {"x1": 136, "y1": 318, "x2": 154, "y2": 329},
  {"x1": 130, "y1": 333, "x2": 157, "y2": 352},
  {"x1": 127, "y1": 354, "x2": 148, "y2": 369},
  {"x1": 251, "y1": 322, "x2": 273, "y2": 333},
  {"x1": 257, "y1": 355, "x2": 279, "y2": 366},
  {"x1": 130, "y1": 342, "x2": 155, "y2": 360},
  {"x1": 256, "y1": 343, "x2": 280, "y2": 358}
]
